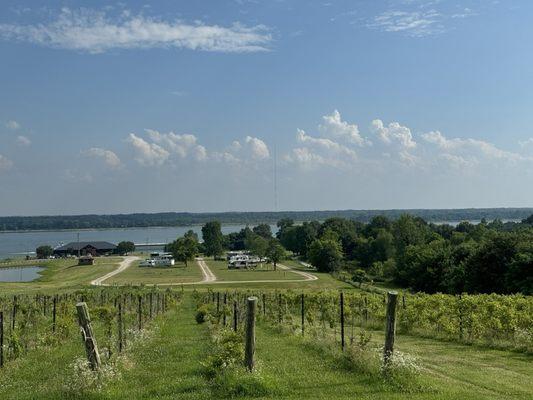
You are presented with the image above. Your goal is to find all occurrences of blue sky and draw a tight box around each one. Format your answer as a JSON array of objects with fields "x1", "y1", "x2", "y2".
[{"x1": 1, "y1": 0, "x2": 533, "y2": 216}]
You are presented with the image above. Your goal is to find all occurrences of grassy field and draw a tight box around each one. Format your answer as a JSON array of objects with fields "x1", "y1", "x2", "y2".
[
  {"x1": 1, "y1": 293, "x2": 530, "y2": 399},
  {"x1": 106, "y1": 260, "x2": 204, "y2": 285},
  {"x1": 0, "y1": 257, "x2": 121, "y2": 295},
  {"x1": 199, "y1": 258, "x2": 352, "y2": 290},
  {"x1": 207, "y1": 259, "x2": 299, "y2": 281}
]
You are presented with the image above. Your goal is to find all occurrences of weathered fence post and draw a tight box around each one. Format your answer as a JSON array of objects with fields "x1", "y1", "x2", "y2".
[
  {"x1": 118, "y1": 302, "x2": 124, "y2": 353},
  {"x1": 383, "y1": 291, "x2": 398, "y2": 369},
  {"x1": 262, "y1": 293, "x2": 266, "y2": 317},
  {"x1": 76, "y1": 302, "x2": 101, "y2": 370},
  {"x1": 52, "y1": 295, "x2": 57, "y2": 333},
  {"x1": 340, "y1": 292, "x2": 345, "y2": 351},
  {"x1": 0, "y1": 311, "x2": 4, "y2": 368},
  {"x1": 216, "y1": 292, "x2": 220, "y2": 314},
  {"x1": 245, "y1": 297, "x2": 257, "y2": 372},
  {"x1": 301, "y1": 293, "x2": 305, "y2": 337},
  {"x1": 233, "y1": 300, "x2": 238, "y2": 331}
]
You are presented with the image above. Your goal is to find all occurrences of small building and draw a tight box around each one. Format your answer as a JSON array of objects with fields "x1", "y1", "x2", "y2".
[
  {"x1": 54, "y1": 241, "x2": 117, "y2": 257},
  {"x1": 78, "y1": 255, "x2": 95, "y2": 266}
]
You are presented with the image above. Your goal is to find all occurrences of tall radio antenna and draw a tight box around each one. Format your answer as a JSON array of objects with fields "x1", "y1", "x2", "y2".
[{"x1": 273, "y1": 143, "x2": 278, "y2": 212}]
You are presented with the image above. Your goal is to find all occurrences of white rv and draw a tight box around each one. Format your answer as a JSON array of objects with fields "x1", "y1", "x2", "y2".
[
  {"x1": 139, "y1": 252, "x2": 175, "y2": 267},
  {"x1": 227, "y1": 254, "x2": 261, "y2": 269}
]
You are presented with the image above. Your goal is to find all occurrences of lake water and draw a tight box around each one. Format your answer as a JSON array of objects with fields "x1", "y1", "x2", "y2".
[
  {"x1": 0, "y1": 219, "x2": 521, "y2": 260},
  {"x1": 0, "y1": 266, "x2": 44, "y2": 282},
  {"x1": 0, "y1": 225, "x2": 276, "y2": 259}
]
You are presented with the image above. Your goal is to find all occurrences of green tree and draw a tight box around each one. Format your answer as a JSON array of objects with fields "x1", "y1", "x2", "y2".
[
  {"x1": 116, "y1": 241, "x2": 135, "y2": 255},
  {"x1": 202, "y1": 221, "x2": 224, "y2": 258},
  {"x1": 168, "y1": 235, "x2": 198, "y2": 267},
  {"x1": 245, "y1": 234, "x2": 268, "y2": 260},
  {"x1": 252, "y1": 223, "x2": 273, "y2": 239},
  {"x1": 308, "y1": 238, "x2": 343, "y2": 273},
  {"x1": 36, "y1": 245, "x2": 53, "y2": 259},
  {"x1": 266, "y1": 239, "x2": 286, "y2": 271}
]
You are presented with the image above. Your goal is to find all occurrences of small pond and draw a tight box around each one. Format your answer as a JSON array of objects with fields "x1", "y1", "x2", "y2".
[{"x1": 0, "y1": 266, "x2": 44, "y2": 282}]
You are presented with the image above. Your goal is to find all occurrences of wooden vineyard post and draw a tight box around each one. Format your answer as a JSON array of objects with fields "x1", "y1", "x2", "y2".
[
  {"x1": 138, "y1": 295, "x2": 143, "y2": 331},
  {"x1": 383, "y1": 291, "x2": 398, "y2": 370},
  {"x1": 118, "y1": 303, "x2": 124, "y2": 353},
  {"x1": 0, "y1": 311, "x2": 4, "y2": 368},
  {"x1": 262, "y1": 293, "x2": 266, "y2": 317},
  {"x1": 216, "y1": 292, "x2": 220, "y2": 314},
  {"x1": 223, "y1": 293, "x2": 227, "y2": 327},
  {"x1": 76, "y1": 302, "x2": 101, "y2": 370},
  {"x1": 301, "y1": 293, "x2": 305, "y2": 337},
  {"x1": 52, "y1": 295, "x2": 57, "y2": 333},
  {"x1": 340, "y1": 292, "x2": 345, "y2": 351},
  {"x1": 233, "y1": 300, "x2": 238, "y2": 331},
  {"x1": 245, "y1": 297, "x2": 258, "y2": 372}
]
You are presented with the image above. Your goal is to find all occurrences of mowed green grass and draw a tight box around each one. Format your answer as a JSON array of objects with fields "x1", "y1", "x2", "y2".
[
  {"x1": 106, "y1": 260, "x2": 203, "y2": 285},
  {"x1": 2, "y1": 293, "x2": 530, "y2": 399},
  {"x1": 207, "y1": 259, "x2": 296, "y2": 281},
  {"x1": 199, "y1": 258, "x2": 352, "y2": 290},
  {"x1": 0, "y1": 257, "x2": 121, "y2": 295}
]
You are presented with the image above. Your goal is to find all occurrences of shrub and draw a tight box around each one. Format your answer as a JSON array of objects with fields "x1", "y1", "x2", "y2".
[{"x1": 195, "y1": 305, "x2": 210, "y2": 324}]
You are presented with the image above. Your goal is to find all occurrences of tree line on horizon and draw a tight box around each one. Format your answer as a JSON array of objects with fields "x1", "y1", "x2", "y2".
[
  {"x1": 167, "y1": 214, "x2": 533, "y2": 296},
  {"x1": 2, "y1": 208, "x2": 533, "y2": 231}
]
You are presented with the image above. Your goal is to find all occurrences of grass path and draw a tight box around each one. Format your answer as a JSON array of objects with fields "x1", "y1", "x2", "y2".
[
  {"x1": 103, "y1": 296, "x2": 212, "y2": 399},
  {"x1": 91, "y1": 256, "x2": 139, "y2": 286}
]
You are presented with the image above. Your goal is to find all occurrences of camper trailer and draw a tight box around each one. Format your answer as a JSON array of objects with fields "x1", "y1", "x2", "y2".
[
  {"x1": 139, "y1": 252, "x2": 175, "y2": 267},
  {"x1": 227, "y1": 253, "x2": 261, "y2": 269}
]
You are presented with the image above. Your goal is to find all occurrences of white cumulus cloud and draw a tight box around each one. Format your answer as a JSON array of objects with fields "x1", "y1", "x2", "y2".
[
  {"x1": 297, "y1": 129, "x2": 357, "y2": 160},
  {"x1": 127, "y1": 133, "x2": 169, "y2": 166},
  {"x1": 0, "y1": 8, "x2": 272, "y2": 54},
  {"x1": 83, "y1": 147, "x2": 122, "y2": 168},
  {"x1": 319, "y1": 110, "x2": 369, "y2": 146},
  {"x1": 371, "y1": 119, "x2": 417, "y2": 149},
  {"x1": 245, "y1": 136, "x2": 270, "y2": 160},
  {"x1": 422, "y1": 131, "x2": 525, "y2": 162},
  {"x1": 16, "y1": 135, "x2": 31, "y2": 146}
]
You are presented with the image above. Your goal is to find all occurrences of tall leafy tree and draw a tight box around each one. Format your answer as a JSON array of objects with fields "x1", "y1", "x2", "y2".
[
  {"x1": 201, "y1": 221, "x2": 225, "y2": 258},
  {"x1": 36, "y1": 245, "x2": 53, "y2": 259},
  {"x1": 116, "y1": 241, "x2": 135, "y2": 255},
  {"x1": 308, "y1": 238, "x2": 343, "y2": 273},
  {"x1": 252, "y1": 223, "x2": 273, "y2": 239},
  {"x1": 168, "y1": 235, "x2": 198, "y2": 267},
  {"x1": 266, "y1": 239, "x2": 286, "y2": 271}
]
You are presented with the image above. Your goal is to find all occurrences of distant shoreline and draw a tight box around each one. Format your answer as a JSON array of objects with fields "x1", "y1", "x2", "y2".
[{"x1": 0, "y1": 207, "x2": 530, "y2": 233}]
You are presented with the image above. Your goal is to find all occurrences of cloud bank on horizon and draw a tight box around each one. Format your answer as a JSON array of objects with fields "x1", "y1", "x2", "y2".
[{"x1": 1, "y1": 1, "x2": 532, "y2": 214}]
